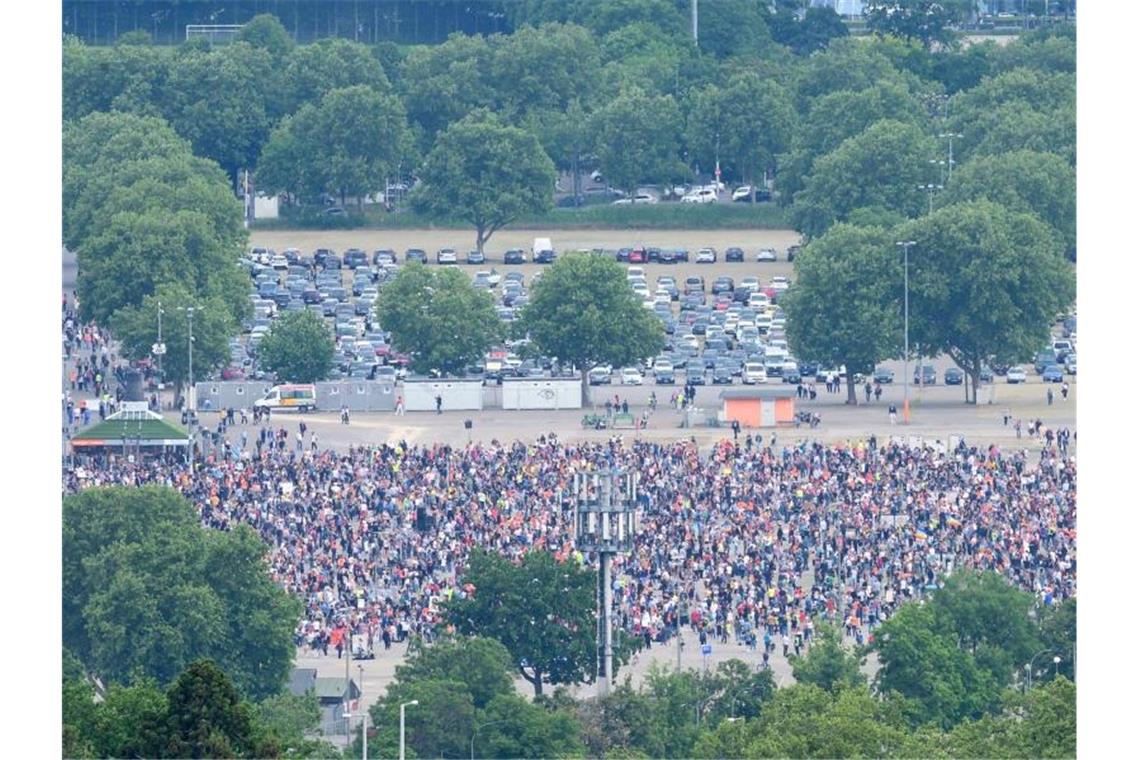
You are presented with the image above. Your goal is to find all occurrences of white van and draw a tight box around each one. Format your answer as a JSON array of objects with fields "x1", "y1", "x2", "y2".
[
  {"x1": 743, "y1": 362, "x2": 767, "y2": 384},
  {"x1": 254, "y1": 384, "x2": 317, "y2": 412},
  {"x1": 533, "y1": 237, "x2": 555, "y2": 263}
]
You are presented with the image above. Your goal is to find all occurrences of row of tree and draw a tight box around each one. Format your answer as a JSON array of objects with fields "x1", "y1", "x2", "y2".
[
  {"x1": 63, "y1": 9, "x2": 1075, "y2": 228},
  {"x1": 783, "y1": 199, "x2": 1075, "y2": 404}
]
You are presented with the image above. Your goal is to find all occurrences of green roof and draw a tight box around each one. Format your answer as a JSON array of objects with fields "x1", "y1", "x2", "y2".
[
  {"x1": 72, "y1": 416, "x2": 189, "y2": 444},
  {"x1": 314, "y1": 677, "x2": 354, "y2": 700}
]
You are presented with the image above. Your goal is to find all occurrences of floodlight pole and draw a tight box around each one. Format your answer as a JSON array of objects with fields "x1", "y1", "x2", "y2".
[{"x1": 896, "y1": 242, "x2": 916, "y2": 424}]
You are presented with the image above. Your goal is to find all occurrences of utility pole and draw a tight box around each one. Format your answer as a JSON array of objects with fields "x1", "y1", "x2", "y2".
[
  {"x1": 939, "y1": 133, "x2": 963, "y2": 182},
  {"x1": 358, "y1": 663, "x2": 367, "y2": 760},
  {"x1": 896, "y1": 242, "x2": 915, "y2": 424},
  {"x1": 186, "y1": 307, "x2": 196, "y2": 413},
  {"x1": 691, "y1": 0, "x2": 698, "y2": 46}
]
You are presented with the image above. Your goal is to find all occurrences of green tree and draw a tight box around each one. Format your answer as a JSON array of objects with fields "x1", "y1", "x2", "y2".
[
  {"x1": 64, "y1": 111, "x2": 249, "y2": 328},
  {"x1": 519, "y1": 253, "x2": 665, "y2": 401},
  {"x1": 111, "y1": 286, "x2": 239, "y2": 399},
  {"x1": 686, "y1": 73, "x2": 795, "y2": 192},
  {"x1": 163, "y1": 41, "x2": 283, "y2": 179},
  {"x1": 252, "y1": 692, "x2": 337, "y2": 757},
  {"x1": 62, "y1": 676, "x2": 99, "y2": 759},
  {"x1": 791, "y1": 119, "x2": 936, "y2": 237},
  {"x1": 929, "y1": 570, "x2": 1042, "y2": 687},
  {"x1": 92, "y1": 679, "x2": 171, "y2": 759},
  {"x1": 1037, "y1": 598, "x2": 1076, "y2": 683},
  {"x1": 864, "y1": 1, "x2": 972, "y2": 49},
  {"x1": 63, "y1": 487, "x2": 302, "y2": 699},
  {"x1": 590, "y1": 87, "x2": 684, "y2": 196},
  {"x1": 284, "y1": 37, "x2": 391, "y2": 112},
  {"x1": 446, "y1": 549, "x2": 598, "y2": 697},
  {"x1": 375, "y1": 263, "x2": 504, "y2": 376},
  {"x1": 779, "y1": 82, "x2": 928, "y2": 205},
  {"x1": 793, "y1": 36, "x2": 925, "y2": 111},
  {"x1": 235, "y1": 13, "x2": 295, "y2": 62},
  {"x1": 782, "y1": 224, "x2": 903, "y2": 404},
  {"x1": 769, "y1": 5, "x2": 850, "y2": 56},
  {"x1": 873, "y1": 602, "x2": 1001, "y2": 729},
  {"x1": 398, "y1": 32, "x2": 495, "y2": 150},
  {"x1": 1017, "y1": 677, "x2": 1077, "y2": 759},
  {"x1": 476, "y1": 692, "x2": 586, "y2": 759},
  {"x1": 63, "y1": 39, "x2": 171, "y2": 121},
  {"x1": 371, "y1": 679, "x2": 475, "y2": 759},
  {"x1": 411, "y1": 110, "x2": 556, "y2": 254},
  {"x1": 164, "y1": 660, "x2": 260, "y2": 759},
  {"x1": 488, "y1": 22, "x2": 600, "y2": 118},
  {"x1": 259, "y1": 83, "x2": 414, "y2": 207},
  {"x1": 899, "y1": 200, "x2": 1075, "y2": 402},
  {"x1": 693, "y1": 0, "x2": 773, "y2": 59},
  {"x1": 576, "y1": 678, "x2": 662, "y2": 758},
  {"x1": 394, "y1": 636, "x2": 515, "y2": 710},
  {"x1": 257, "y1": 310, "x2": 335, "y2": 383},
  {"x1": 789, "y1": 622, "x2": 867, "y2": 693}
]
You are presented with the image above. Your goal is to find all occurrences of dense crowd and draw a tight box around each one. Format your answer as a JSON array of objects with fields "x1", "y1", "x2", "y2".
[{"x1": 63, "y1": 425, "x2": 1076, "y2": 660}]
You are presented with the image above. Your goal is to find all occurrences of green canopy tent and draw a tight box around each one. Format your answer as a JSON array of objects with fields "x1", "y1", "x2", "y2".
[{"x1": 70, "y1": 402, "x2": 189, "y2": 459}]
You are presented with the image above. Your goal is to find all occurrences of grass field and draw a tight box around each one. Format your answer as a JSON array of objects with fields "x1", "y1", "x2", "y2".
[{"x1": 252, "y1": 202, "x2": 791, "y2": 232}]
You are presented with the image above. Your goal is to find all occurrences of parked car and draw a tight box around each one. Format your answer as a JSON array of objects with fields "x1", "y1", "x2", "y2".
[
  {"x1": 682, "y1": 188, "x2": 718, "y2": 204},
  {"x1": 725, "y1": 247, "x2": 745, "y2": 262},
  {"x1": 613, "y1": 192, "x2": 658, "y2": 205},
  {"x1": 406, "y1": 249, "x2": 427, "y2": 264},
  {"x1": 1006, "y1": 366, "x2": 1028, "y2": 384},
  {"x1": 373, "y1": 249, "x2": 396, "y2": 266},
  {"x1": 913, "y1": 365, "x2": 937, "y2": 385},
  {"x1": 873, "y1": 367, "x2": 895, "y2": 384},
  {"x1": 786, "y1": 244, "x2": 802, "y2": 262},
  {"x1": 1042, "y1": 364, "x2": 1065, "y2": 383},
  {"x1": 756, "y1": 248, "x2": 778, "y2": 263},
  {"x1": 944, "y1": 367, "x2": 965, "y2": 385},
  {"x1": 1064, "y1": 354, "x2": 1076, "y2": 374},
  {"x1": 466, "y1": 249, "x2": 486, "y2": 264},
  {"x1": 344, "y1": 249, "x2": 369, "y2": 269},
  {"x1": 685, "y1": 366, "x2": 706, "y2": 385},
  {"x1": 696, "y1": 248, "x2": 717, "y2": 264},
  {"x1": 620, "y1": 367, "x2": 644, "y2": 385},
  {"x1": 655, "y1": 368, "x2": 676, "y2": 384},
  {"x1": 588, "y1": 366, "x2": 613, "y2": 385},
  {"x1": 437, "y1": 248, "x2": 458, "y2": 264},
  {"x1": 504, "y1": 249, "x2": 526, "y2": 264},
  {"x1": 556, "y1": 194, "x2": 587, "y2": 208}
]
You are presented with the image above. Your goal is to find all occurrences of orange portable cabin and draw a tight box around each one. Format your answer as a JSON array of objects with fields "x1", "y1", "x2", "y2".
[{"x1": 719, "y1": 387, "x2": 796, "y2": 428}]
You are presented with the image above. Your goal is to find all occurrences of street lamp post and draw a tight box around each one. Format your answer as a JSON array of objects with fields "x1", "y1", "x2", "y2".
[
  {"x1": 574, "y1": 468, "x2": 639, "y2": 698},
  {"x1": 896, "y1": 242, "x2": 916, "y2": 424},
  {"x1": 1025, "y1": 648, "x2": 1064, "y2": 692},
  {"x1": 918, "y1": 183, "x2": 942, "y2": 215},
  {"x1": 186, "y1": 307, "x2": 196, "y2": 413},
  {"x1": 470, "y1": 719, "x2": 510, "y2": 760},
  {"x1": 399, "y1": 700, "x2": 418, "y2": 760},
  {"x1": 358, "y1": 664, "x2": 367, "y2": 760},
  {"x1": 938, "y1": 132, "x2": 963, "y2": 182}
]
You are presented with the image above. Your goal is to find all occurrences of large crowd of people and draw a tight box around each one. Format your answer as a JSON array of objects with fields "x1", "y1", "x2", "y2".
[{"x1": 63, "y1": 422, "x2": 1076, "y2": 661}]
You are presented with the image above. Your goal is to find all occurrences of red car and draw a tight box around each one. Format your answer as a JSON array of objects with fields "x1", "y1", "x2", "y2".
[
  {"x1": 629, "y1": 247, "x2": 647, "y2": 264},
  {"x1": 221, "y1": 365, "x2": 246, "y2": 380}
]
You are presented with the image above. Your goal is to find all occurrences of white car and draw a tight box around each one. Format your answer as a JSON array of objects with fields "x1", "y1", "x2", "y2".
[
  {"x1": 757, "y1": 248, "x2": 778, "y2": 262},
  {"x1": 695, "y1": 248, "x2": 717, "y2": 263},
  {"x1": 437, "y1": 249, "x2": 458, "y2": 264},
  {"x1": 271, "y1": 255, "x2": 289, "y2": 270},
  {"x1": 620, "y1": 367, "x2": 644, "y2": 385},
  {"x1": 1007, "y1": 367, "x2": 1028, "y2": 383},
  {"x1": 769, "y1": 276, "x2": 790, "y2": 291},
  {"x1": 732, "y1": 185, "x2": 754, "y2": 202},
  {"x1": 682, "y1": 188, "x2": 718, "y2": 204},
  {"x1": 613, "y1": 192, "x2": 659, "y2": 205},
  {"x1": 743, "y1": 362, "x2": 767, "y2": 384}
]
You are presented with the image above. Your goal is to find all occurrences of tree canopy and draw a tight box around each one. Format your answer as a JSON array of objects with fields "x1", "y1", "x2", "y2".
[
  {"x1": 783, "y1": 224, "x2": 903, "y2": 404},
  {"x1": 374, "y1": 262, "x2": 504, "y2": 376},
  {"x1": 257, "y1": 310, "x2": 335, "y2": 384},
  {"x1": 63, "y1": 486, "x2": 302, "y2": 700},
  {"x1": 445, "y1": 549, "x2": 599, "y2": 696},
  {"x1": 790, "y1": 119, "x2": 936, "y2": 238},
  {"x1": 899, "y1": 200, "x2": 1075, "y2": 401},
  {"x1": 590, "y1": 87, "x2": 685, "y2": 195},
  {"x1": 519, "y1": 253, "x2": 665, "y2": 398},
  {"x1": 410, "y1": 110, "x2": 556, "y2": 253}
]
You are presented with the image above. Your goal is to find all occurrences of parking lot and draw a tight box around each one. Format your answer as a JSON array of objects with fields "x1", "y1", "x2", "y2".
[{"x1": 242, "y1": 228, "x2": 1074, "y2": 404}]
